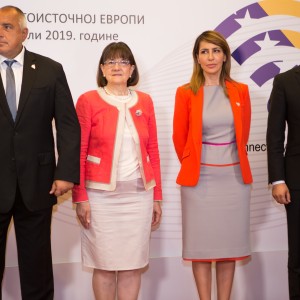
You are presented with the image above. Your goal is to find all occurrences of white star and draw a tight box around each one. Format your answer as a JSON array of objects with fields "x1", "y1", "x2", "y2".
[
  {"x1": 234, "y1": 9, "x2": 254, "y2": 27},
  {"x1": 255, "y1": 32, "x2": 280, "y2": 50}
]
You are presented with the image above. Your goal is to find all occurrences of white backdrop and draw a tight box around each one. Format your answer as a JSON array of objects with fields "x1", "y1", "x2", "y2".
[{"x1": 2, "y1": 0, "x2": 300, "y2": 299}]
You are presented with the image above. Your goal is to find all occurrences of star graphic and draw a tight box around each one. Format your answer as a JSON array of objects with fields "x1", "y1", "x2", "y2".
[
  {"x1": 234, "y1": 9, "x2": 254, "y2": 27},
  {"x1": 254, "y1": 32, "x2": 281, "y2": 50}
]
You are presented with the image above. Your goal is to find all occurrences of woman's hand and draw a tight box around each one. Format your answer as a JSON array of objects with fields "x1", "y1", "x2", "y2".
[
  {"x1": 76, "y1": 202, "x2": 91, "y2": 229},
  {"x1": 152, "y1": 201, "x2": 162, "y2": 228}
]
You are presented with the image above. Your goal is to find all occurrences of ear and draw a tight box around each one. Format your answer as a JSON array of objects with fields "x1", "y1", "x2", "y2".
[
  {"x1": 130, "y1": 64, "x2": 135, "y2": 76},
  {"x1": 100, "y1": 64, "x2": 105, "y2": 74},
  {"x1": 22, "y1": 28, "x2": 29, "y2": 42}
]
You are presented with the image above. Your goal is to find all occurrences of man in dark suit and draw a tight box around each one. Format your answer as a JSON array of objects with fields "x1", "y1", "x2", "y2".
[
  {"x1": 267, "y1": 65, "x2": 300, "y2": 299},
  {"x1": 0, "y1": 6, "x2": 80, "y2": 300}
]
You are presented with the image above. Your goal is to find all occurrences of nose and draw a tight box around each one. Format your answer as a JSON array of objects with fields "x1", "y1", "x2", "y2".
[
  {"x1": 208, "y1": 51, "x2": 214, "y2": 60},
  {"x1": 112, "y1": 62, "x2": 122, "y2": 69}
]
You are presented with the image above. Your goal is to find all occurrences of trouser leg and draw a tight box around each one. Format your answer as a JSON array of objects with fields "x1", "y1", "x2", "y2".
[
  {"x1": 13, "y1": 187, "x2": 54, "y2": 300},
  {"x1": 285, "y1": 189, "x2": 300, "y2": 299}
]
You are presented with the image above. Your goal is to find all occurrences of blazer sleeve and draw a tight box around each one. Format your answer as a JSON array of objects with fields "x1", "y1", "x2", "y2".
[
  {"x1": 53, "y1": 63, "x2": 80, "y2": 184},
  {"x1": 72, "y1": 93, "x2": 92, "y2": 203},
  {"x1": 242, "y1": 84, "x2": 251, "y2": 145},
  {"x1": 146, "y1": 96, "x2": 163, "y2": 201},
  {"x1": 172, "y1": 86, "x2": 190, "y2": 163},
  {"x1": 266, "y1": 75, "x2": 287, "y2": 183}
]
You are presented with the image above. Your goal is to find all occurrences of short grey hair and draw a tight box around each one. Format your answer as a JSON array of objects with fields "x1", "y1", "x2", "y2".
[{"x1": 0, "y1": 6, "x2": 28, "y2": 30}]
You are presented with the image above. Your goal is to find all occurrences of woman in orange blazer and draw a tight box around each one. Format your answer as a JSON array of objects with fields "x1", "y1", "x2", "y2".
[{"x1": 173, "y1": 31, "x2": 253, "y2": 300}]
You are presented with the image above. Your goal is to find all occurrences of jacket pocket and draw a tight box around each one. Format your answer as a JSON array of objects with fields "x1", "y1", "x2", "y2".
[
  {"x1": 86, "y1": 154, "x2": 101, "y2": 164},
  {"x1": 38, "y1": 152, "x2": 55, "y2": 165},
  {"x1": 30, "y1": 86, "x2": 49, "y2": 94}
]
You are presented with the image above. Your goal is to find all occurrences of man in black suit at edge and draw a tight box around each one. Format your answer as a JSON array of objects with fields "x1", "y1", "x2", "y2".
[
  {"x1": 0, "y1": 6, "x2": 80, "y2": 300},
  {"x1": 267, "y1": 65, "x2": 300, "y2": 300}
]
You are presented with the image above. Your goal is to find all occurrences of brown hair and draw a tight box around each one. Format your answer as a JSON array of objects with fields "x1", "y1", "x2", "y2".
[
  {"x1": 190, "y1": 30, "x2": 233, "y2": 95},
  {"x1": 97, "y1": 42, "x2": 139, "y2": 87}
]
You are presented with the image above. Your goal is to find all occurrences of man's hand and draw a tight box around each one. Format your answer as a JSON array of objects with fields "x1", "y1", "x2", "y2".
[
  {"x1": 272, "y1": 183, "x2": 291, "y2": 205},
  {"x1": 49, "y1": 180, "x2": 74, "y2": 197}
]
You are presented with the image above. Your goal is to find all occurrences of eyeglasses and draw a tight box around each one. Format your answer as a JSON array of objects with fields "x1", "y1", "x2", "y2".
[{"x1": 103, "y1": 60, "x2": 131, "y2": 67}]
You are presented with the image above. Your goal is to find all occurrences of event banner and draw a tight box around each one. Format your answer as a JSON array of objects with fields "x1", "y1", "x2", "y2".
[{"x1": 3, "y1": 0, "x2": 300, "y2": 266}]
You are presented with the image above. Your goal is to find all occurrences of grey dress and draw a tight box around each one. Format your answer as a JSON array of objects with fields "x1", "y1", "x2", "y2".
[{"x1": 181, "y1": 86, "x2": 251, "y2": 260}]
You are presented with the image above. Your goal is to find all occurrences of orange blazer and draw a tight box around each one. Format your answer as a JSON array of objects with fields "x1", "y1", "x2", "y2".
[{"x1": 173, "y1": 80, "x2": 253, "y2": 186}]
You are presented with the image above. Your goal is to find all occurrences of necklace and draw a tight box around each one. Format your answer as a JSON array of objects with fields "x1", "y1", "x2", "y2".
[
  {"x1": 204, "y1": 83, "x2": 219, "y2": 86},
  {"x1": 103, "y1": 86, "x2": 132, "y2": 101}
]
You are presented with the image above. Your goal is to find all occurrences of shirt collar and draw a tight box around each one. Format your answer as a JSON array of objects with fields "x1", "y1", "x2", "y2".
[{"x1": 0, "y1": 46, "x2": 25, "y2": 67}]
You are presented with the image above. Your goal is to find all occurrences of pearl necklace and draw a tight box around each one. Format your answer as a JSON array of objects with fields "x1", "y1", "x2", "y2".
[{"x1": 103, "y1": 86, "x2": 132, "y2": 101}]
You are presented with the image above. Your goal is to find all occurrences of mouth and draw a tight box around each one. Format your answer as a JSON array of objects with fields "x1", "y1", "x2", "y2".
[
  {"x1": 206, "y1": 64, "x2": 217, "y2": 68},
  {"x1": 0, "y1": 41, "x2": 8, "y2": 47}
]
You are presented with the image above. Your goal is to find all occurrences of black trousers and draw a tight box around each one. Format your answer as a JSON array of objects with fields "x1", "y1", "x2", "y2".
[
  {"x1": 285, "y1": 189, "x2": 300, "y2": 300},
  {"x1": 0, "y1": 185, "x2": 54, "y2": 300}
]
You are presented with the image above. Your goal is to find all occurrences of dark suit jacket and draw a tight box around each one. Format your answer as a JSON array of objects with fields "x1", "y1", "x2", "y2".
[
  {"x1": 0, "y1": 49, "x2": 80, "y2": 213},
  {"x1": 267, "y1": 66, "x2": 300, "y2": 189}
]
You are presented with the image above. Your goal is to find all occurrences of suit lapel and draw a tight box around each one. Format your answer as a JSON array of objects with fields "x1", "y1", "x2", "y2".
[
  {"x1": 226, "y1": 81, "x2": 243, "y2": 145},
  {"x1": 191, "y1": 86, "x2": 203, "y2": 145},
  {"x1": 15, "y1": 50, "x2": 37, "y2": 124},
  {"x1": 294, "y1": 66, "x2": 300, "y2": 87}
]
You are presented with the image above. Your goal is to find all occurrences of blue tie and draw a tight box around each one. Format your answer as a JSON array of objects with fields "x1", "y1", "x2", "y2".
[{"x1": 4, "y1": 60, "x2": 17, "y2": 121}]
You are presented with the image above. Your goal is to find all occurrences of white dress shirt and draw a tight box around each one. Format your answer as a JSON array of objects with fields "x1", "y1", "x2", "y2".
[{"x1": 0, "y1": 47, "x2": 25, "y2": 109}]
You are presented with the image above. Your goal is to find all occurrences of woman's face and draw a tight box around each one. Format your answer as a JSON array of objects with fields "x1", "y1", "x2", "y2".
[
  {"x1": 197, "y1": 41, "x2": 226, "y2": 78},
  {"x1": 101, "y1": 57, "x2": 135, "y2": 86}
]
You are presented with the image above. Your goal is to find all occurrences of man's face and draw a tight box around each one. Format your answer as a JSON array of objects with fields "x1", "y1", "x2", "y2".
[{"x1": 0, "y1": 8, "x2": 28, "y2": 59}]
